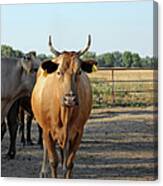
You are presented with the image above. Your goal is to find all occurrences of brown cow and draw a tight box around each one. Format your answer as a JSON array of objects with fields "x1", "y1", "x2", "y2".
[{"x1": 31, "y1": 35, "x2": 97, "y2": 178}]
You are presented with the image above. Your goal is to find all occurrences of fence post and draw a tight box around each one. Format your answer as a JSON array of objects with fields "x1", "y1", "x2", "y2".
[{"x1": 111, "y1": 69, "x2": 115, "y2": 105}]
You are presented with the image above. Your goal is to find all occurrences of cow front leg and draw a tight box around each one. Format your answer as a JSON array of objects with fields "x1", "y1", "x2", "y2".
[
  {"x1": 40, "y1": 139, "x2": 48, "y2": 178},
  {"x1": 43, "y1": 132, "x2": 58, "y2": 178},
  {"x1": 64, "y1": 153, "x2": 74, "y2": 179},
  {"x1": 64, "y1": 132, "x2": 82, "y2": 179}
]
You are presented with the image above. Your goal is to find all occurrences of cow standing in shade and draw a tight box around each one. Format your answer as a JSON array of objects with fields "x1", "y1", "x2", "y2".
[
  {"x1": 31, "y1": 35, "x2": 97, "y2": 178},
  {"x1": 1, "y1": 52, "x2": 41, "y2": 158},
  {"x1": 1, "y1": 52, "x2": 40, "y2": 124},
  {"x1": 18, "y1": 96, "x2": 42, "y2": 146}
]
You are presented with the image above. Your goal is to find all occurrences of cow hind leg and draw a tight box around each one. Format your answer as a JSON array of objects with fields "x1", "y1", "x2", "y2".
[
  {"x1": 1, "y1": 121, "x2": 7, "y2": 140},
  {"x1": 19, "y1": 108, "x2": 25, "y2": 146},
  {"x1": 42, "y1": 131, "x2": 58, "y2": 178},
  {"x1": 37, "y1": 125, "x2": 43, "y2": 148},
  {"x1": 26, "y1": 115, "x2": 34, "y2": 145},
  {"x1": 7, "y1": 101, "x2": 19, "y2": 159}
]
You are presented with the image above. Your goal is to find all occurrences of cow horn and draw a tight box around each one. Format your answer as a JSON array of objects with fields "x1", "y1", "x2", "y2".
[
  {"x1": 49, "y1": 35, "x2": 60, "y2": 56},
  {"x1": 78, "y1": 35, "x2": 91, "y2": 56}
]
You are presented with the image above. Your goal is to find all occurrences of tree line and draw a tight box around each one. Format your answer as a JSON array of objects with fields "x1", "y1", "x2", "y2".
[{"x1": 1, "y1": 44, "x2": 158, "y2": 68}]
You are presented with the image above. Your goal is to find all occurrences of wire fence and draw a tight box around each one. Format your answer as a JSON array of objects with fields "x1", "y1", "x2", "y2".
[{"x1": 90, "y1": 67, "x2": 158, "y2": 107}]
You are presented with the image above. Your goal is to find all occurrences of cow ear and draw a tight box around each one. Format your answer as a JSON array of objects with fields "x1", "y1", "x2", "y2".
[
  {"x1": 41, "y1": 60, "x2": 59, "y2": 73},
  {"x1": 28, "y1": 51, "x2": 37, "y2": 58},
  {"x1": 81, "y1": 60, "x2": 97, "y2": 73}
]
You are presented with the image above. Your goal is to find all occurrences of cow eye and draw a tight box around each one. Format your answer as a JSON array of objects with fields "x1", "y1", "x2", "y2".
[
  {"x1": 57, "y1": 71, "x2": 61, "y2": 76},
  {"x1": 24, "y1": 56, "x2": 31, "y2": 61},
  {"x1": 57, "y1": 71, "x2": 63, "y2": 76}
]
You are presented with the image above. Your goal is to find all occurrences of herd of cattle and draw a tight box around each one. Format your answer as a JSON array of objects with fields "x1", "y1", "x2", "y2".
[{"x1": 1, "y1": 35, "x2": 97, "y2": 178}]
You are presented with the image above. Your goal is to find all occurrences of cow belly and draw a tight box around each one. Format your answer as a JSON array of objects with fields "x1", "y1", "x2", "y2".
[{"x1": 31, "y1": 76, "x2": 46, "y2": 129}]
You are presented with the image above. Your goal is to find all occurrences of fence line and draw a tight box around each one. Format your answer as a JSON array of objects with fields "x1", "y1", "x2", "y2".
[
  {"x1": 95, "y1": 67, "x2": 158, "y2": 105},
  {"x1": 98, "y1": 67, "x2": 157, "y2": 70}
]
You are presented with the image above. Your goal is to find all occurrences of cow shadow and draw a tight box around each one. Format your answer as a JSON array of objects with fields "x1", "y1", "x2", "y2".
[{"x1": 89, "y1": 109, "x2": 157, "y2": 120}]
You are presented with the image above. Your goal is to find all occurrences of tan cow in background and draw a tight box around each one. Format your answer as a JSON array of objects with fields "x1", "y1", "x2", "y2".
[{"x1": 31, "y1": 35, "x2": 97, "y2": 178}]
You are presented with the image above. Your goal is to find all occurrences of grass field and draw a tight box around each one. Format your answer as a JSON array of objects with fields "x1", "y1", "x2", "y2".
[{"x1": 88, "y1": 69, "x2": 158, "y2": 107}]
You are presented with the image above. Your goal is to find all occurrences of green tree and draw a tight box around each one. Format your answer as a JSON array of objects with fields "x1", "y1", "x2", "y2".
[
  {"x1": 102, "y1": 53, "x2": 114, "y2": 67},
  {"x1": 37, "y1": 53, "x2": 48, "y2": 61},
  {"x1": 14, "y1": 50, "x2": 24, "y2": 58},
  {"x1": 1, "y1": 45, "x2": 24, "y2": 58},
  {"x1": 150, "y1": 57, "x2": 158, "y2": 68},
  {"x1": 82, "y1": 52, "x2": 96, "y2": 61},
  {"x1": 140, "y1": 58, "x2": 148, "y2": 67},
  {"x1": 96, "y1": 55, "x2": 105, "y2": 67},
  {"x1": 1, "y1": 45, "x2": 15, "y2": 57},
  {"x1": 132, "y1": 53, "x2": 141, "y2": 67},
  {"x1": 122, "y1": 51, "x2": 133, "y2": 67},
  {"x1": 113, "y1": 51, "x2": 123, "y2": 67}
]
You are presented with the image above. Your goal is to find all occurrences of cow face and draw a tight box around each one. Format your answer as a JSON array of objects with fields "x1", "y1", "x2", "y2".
[
  {"x1": 41, "y1": 52, "x2": 97, "y2": 107},
  {"x1": 41, "y1": 34, "x2": 97, "y2": 107},
  {"x1": 20, "y1": 51, "x2": 41, "y2": 93},
  {"x1": 21, "y1": 51, "x2": 40, "y2": 74}
]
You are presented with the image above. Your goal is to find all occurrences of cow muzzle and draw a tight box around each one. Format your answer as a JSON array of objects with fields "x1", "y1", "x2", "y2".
[{"x1": 63, "y1": 91, "x2": 78, "y2": 107}]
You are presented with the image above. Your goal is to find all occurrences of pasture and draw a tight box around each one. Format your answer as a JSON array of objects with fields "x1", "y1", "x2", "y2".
[
  {"x1": 1, "y1": 69, "x2": 158, "y2": 180},
  {"x1": 89, "y1": 69, "x2": 157, "y2": 107}
]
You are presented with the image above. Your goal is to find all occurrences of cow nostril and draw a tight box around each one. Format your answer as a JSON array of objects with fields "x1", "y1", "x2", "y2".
[
  {"x1": 72, "y1": 97, "x2": 76, "y2": 101},
  {"x1": 68, "y1": 91, "x2": 75, "y2": 97},
  {"x1": 70, "y1": 92, "x2": 75, "y2": 97}
]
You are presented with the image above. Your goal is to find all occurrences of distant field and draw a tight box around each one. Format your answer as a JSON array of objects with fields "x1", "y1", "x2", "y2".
[
  {"x1": 89, "y1": 69, "x2": 157, "y2": 81},
  {"x1": 88, "y1": 69, "x2": 158, "y2": 107}
]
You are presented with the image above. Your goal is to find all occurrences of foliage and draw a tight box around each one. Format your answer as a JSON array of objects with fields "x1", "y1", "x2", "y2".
[
  {"x1": 122, "y1": 51, "x2": 133, "y2": 67},
  {"x1": 82, "y1": 51, "x2": 96, "y2": 61},
  {"x1": 103, "y1": 53, "x2": 115, "y2": 67},
  {"x1": 132, "y1": 53, "x2": 141, "y2": 67},
  {"x1": 1, "y1": 44, "x2": 158, "y2": 68},
  {"x1": 1, "y1": 45, "x2": 23, "y2": 58},
  {"x1": 89, "y1": 70, "x2": 157, "y2": 108},
  {"x1": 112, "y1": 51, "x2": 123, "y2": 67},
  {"x1": 37, "y1": 53, "x2": 48, "y2": 61}
]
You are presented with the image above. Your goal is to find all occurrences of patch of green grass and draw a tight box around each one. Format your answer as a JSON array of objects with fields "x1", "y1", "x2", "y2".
[{"x1": 90, "y1": 78, "x2": 156, "y2": 108}]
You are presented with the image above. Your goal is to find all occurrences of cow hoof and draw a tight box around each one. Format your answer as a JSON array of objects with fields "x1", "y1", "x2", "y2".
[
  {"x1": 39, "y1": 172, "x2": 47, "y2": 178},
  {"x1": 27, "y1": 140, "x2": 34, "y2": 146},
  {"x1": 6, "y1": 152, "x2": 15, "y2": 159},
  {"x1": 37, "y1": 140, "x2": 42, "y2": 145},
  {"x1": 20, "y1": 139, "x2": 26, "y2": 147},
  {"x1": 38, "y1": 141, "x2": 43, "y2": 149}
]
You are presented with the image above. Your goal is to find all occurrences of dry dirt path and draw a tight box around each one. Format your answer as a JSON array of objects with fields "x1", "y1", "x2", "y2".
[{"x1": 1, "y1": 106, "x2": 158, "y2": 180}]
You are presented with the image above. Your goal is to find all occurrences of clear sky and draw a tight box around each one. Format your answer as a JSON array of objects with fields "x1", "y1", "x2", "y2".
[{"x1": 1, "y1": 1, "x2": 154, "y2": 57}]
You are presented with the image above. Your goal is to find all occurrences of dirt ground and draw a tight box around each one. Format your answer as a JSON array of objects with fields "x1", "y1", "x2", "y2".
[{"x1": 1, "y1": 106, "x2": 158, "y2": 180}]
